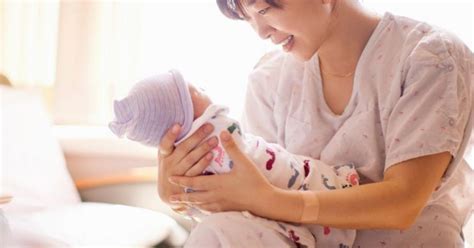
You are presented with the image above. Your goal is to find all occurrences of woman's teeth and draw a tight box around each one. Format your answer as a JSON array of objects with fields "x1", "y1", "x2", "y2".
[{"x1": 282, "y1": 35, "x2": 293, "y2": 46}]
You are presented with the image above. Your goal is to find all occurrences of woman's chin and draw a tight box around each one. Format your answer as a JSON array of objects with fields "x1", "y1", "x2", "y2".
[{"x1": 289, "y1": 49, "x2": 316, "y2": 62}]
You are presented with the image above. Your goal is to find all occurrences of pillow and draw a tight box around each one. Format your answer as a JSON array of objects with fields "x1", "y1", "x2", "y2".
[
  {"x1": 1, "y1": 86, "x2": 81, "y2": 214},
  {"x1": 5, "y1": 203, "x2": 187, "y2": 247}
]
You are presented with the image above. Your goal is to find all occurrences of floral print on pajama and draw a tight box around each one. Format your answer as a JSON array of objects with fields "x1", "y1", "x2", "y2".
[{"x1": 176, "y1": 104, "x2": 360, "y2": 247}]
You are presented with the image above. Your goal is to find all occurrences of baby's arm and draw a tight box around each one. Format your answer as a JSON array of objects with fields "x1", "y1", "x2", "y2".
[
  {"x1": 243, "y1": 133, "x2": 359, "y2": 191},
  {"x1": 207, "y1": 114, "x2": 359, "y2": 192}
]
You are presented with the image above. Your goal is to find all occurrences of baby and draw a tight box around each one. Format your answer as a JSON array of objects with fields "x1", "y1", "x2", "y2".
[{"x1": 109, "y1": 70, "x2": 359, "y2": 248}]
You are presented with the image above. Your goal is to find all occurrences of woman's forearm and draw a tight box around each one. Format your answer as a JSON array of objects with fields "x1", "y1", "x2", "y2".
[
  {"x1": 252, "y1": 153, "x2": 450, "y2": 230},
  {"x1": 254, "y1": 181, "x2": 416, "y2": 230}
]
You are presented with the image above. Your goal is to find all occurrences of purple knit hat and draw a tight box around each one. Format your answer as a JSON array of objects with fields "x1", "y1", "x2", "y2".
[{"x1": 108, "y1": 70, "x2": 194, "y2": 147}]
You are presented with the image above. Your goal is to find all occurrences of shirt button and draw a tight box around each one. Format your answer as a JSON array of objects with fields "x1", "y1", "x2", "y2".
[{"x1": 449, "y1": 118, "x2": 455, "y2": 126}]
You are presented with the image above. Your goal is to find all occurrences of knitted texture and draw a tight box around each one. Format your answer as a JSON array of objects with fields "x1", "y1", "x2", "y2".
[{"x1": 109, "y1": 70, "x2": 193, "y2": 146}]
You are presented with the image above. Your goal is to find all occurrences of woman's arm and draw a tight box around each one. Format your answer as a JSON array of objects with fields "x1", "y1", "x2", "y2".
[
  {"x1": 257, "y1": 151, "x2": 451, "y2": 230},
  {"x1": 169, "y1": 132, "x2": 451, "y2": 230}
]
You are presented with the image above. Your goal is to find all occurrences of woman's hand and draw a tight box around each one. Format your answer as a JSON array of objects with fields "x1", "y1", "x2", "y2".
[
  {"x1": 157, "y1": 123, "x2": 218, "y2": 207},
  {"x1": 168, "y1": 130, "x2": 275, "y2": 214}
]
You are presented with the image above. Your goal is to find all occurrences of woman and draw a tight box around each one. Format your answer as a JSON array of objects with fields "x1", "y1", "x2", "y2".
[{"x1": 157, "y1": 0, "x2": 474, "y2": 246}]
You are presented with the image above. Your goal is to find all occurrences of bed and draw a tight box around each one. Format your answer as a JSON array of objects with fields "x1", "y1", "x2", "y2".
[{"x1": 0, "y1": 74, "x2": 187, "y2": 247}]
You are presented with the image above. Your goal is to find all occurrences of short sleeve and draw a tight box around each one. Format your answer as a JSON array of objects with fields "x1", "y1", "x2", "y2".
[
  {"x1": 241, "y1": 50, "x2": 284, "y2": 143},
  {"x1": 385, "y1": 33, "x2": 473, "y2": 181}
]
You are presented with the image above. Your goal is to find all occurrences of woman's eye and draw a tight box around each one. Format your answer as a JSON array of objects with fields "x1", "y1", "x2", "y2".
[{"x1": 258, "y1": 7, "x2": 270, "y2": 15}]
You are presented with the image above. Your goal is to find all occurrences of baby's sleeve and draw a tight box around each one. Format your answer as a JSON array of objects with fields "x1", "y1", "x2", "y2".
[{"x1": 384, "y1": 33, "x2": 473, "y2": 182}]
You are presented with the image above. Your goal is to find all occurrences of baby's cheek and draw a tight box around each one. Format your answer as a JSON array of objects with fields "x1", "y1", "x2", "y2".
[{"x1": 194, "y1": 98, "x2": 212, "y2": 119}]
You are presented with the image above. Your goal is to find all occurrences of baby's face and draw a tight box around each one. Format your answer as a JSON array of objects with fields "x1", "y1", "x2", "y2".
[{"x1": 188, "y1": 84, "x2": 212, "y2": 120}]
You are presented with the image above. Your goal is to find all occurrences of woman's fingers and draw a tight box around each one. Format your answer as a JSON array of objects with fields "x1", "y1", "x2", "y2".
[
  {"x1": 173, "y1": 123, "x2": 215, "y2": 164},
  {"x1": 169, "y1": 174, "x2": 220, "y2": 191},
  {"x1": 176, "y1": 136, "x2": 217, "y2": 175},
  {"x1": 184, "y1": 152, "x2": 214, "y2": 177},
  {"x1": 158, "y1": 124, "x2": 181, "y2": 160},
  {"x1": 170, "y1": 191, "x2": 215, "y2": 205},
  {"x1": 170, "y1": 203, "x2": 189, "y2": 214},
  {"x1": 195, "y1": 202, "x2": 223, "y2": 213},
  {"x1": 220, "y1": 130, "x2": 253, "y2": 169}
]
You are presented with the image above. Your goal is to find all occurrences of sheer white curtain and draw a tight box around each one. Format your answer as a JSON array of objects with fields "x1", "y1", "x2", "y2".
[
  {"x1": 0, "y1": 0, "x2": 472, "y2": 125},
  {"x1": 53, "y1": 1, "x2": 144, "y2": 124},
  {"x1": 0, "y1": 0, "x2": 59, "y2": 87}
]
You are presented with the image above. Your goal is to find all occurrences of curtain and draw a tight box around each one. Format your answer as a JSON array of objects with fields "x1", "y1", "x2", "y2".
[
  {"x1": 0, "y1": 0, "x2": 59, "y2": 87},
  {"x1": 53, "y1": 1, "x2": 144, "y2": 124}
]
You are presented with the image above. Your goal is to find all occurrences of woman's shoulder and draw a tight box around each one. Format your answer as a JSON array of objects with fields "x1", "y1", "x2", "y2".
[
  {"x1": 388, "y1": 13, "x2": 472, "y2": 64},
  {"x1": 250, "y1": 49, "x2": 303, "y2": 76},
  {"x1": 248, "y1": 49, "x2": 304, "y2": 90},
  {"x1": 252, "y1": 49, "x2": 287, "y2": 70}
]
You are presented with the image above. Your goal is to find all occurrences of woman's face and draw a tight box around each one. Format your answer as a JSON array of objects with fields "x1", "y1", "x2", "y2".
[{"x1": 241, "y1": 0, "x2": 334, "y2": 61}]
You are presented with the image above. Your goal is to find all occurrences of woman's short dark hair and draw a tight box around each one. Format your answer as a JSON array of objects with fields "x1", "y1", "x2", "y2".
[{"x1": 216, "y1": 0, "x2": 280, "y2": 20}]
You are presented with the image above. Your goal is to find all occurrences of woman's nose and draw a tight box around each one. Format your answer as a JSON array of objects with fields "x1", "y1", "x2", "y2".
[{"x1": 253, "y1": 17, "x2": 274, "y2": 40}]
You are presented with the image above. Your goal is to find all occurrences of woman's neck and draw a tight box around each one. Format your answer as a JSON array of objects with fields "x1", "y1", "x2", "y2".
[{"x1": 318, "y1": 1, "x2": 381, "y2": 76}]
